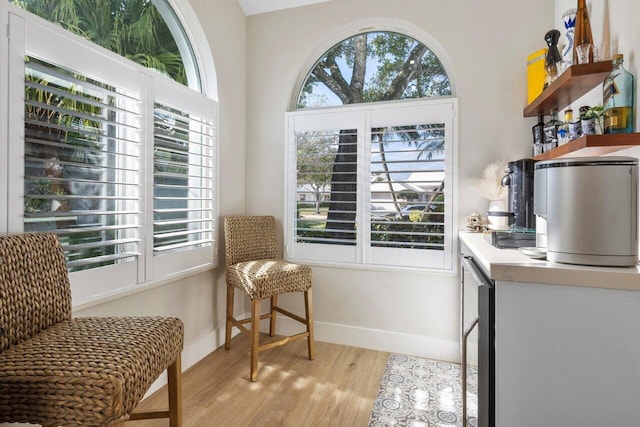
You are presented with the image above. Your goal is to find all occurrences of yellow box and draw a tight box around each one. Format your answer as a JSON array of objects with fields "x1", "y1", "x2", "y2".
[{"x1": 527, "y1": 48, "x2": 547, "y2": 104}]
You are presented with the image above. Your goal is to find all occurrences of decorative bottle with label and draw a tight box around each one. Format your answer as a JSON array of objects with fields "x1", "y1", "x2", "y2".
[
  {"x1": 532, "y1": 115, "x2": 545, "y2": 156},
  {"x1": 543, "y1": 109, "x2": 562, "y2": 152},
  {"x1": 573, "y1": 0, "x2": 594, "y2": 64},
  {"x1": 561, "y1": 8, "x2": 577, "y2": 68},
  {"x1": 557, "y1": 109, "x2": 573, "y2": 145},
  {"x1": 544, "y1": 30, "x2": 563, "y2": 87},
  {"x1": 603, "y1": 54, "x2": 635, "y2": 134}
]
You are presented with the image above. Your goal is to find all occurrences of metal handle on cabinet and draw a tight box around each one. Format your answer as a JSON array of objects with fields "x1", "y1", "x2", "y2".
[
  {"x1": 462, "y1": 317, "x2": 478, "y2": 427},
  {"x1": 462, "y1": 255, "x2": 490, "y2": 288}
]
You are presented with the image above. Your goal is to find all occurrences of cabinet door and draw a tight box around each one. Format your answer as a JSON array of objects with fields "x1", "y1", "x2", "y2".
[{"x1": 495, "y1": 281, "x2": 640, "y2": 427}]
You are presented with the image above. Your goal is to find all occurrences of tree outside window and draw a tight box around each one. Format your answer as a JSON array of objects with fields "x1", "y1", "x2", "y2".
[
  {"x1": 9, "y1": 0, "x2": 192, "y2": 86},
  {"x1": 295, "y1": 31, "x2": 452, "y2": 251}
]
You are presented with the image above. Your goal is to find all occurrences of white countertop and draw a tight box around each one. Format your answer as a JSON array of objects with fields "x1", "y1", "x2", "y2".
[{"x1": 459, "y1": 231, "x2": 640, "y2": 291}]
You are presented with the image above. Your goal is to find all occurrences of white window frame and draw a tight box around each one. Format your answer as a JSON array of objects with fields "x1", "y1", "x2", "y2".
[
  {"x1": 0, "y1": 2, "x2": 218, "y2": 306},
  {"x1": 285, "y1": 98, "x2": 457, "y2": 272},
  {"x1": 149, "y1": 77, "x2": 217, "y2": 281}
]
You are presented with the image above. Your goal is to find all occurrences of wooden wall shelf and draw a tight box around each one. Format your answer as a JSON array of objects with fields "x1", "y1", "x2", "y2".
[
  {"x1": 523, "y1": 61, "x2": 613, "y2": 117},
  {"x1": 532, "y1": 133, "x2": 640, "y2": 161}
]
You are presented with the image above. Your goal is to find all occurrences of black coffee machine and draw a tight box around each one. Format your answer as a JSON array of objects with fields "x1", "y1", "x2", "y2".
[{"x1": 501, "y1": 158, "x2": 536, "y2": 230}]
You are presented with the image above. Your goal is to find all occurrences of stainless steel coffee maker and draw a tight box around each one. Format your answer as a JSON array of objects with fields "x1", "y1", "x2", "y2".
[{"x1": 501, "y1": 158, "x2": 536, "y2": 230}]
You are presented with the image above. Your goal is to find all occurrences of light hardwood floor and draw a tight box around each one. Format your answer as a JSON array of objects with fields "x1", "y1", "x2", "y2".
[{"x1": 134, "y1": 335, "x2": 390, "y2": 426}]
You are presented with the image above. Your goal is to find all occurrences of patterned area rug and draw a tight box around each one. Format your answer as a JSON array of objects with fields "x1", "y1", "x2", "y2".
[{"x1": 368, "y1": 354, "x2": 477, "y2": 427}]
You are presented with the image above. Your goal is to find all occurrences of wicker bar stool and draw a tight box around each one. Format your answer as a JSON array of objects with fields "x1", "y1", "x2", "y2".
[
  {"x1": 224, "y1": 215, "x2": 314, "y2": 381},
  {"x1": 0, "y1": 233, "x2": 184, "y2": 426}
]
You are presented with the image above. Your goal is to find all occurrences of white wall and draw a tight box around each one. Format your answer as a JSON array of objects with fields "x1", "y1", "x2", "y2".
[{"x1": 245, "y1": 0, "x2": 553, "y2": 361}]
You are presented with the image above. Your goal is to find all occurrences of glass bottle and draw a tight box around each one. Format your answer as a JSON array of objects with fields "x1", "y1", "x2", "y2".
[
  {"x1": 557, "y1": 109, "x2": 573, "y2": 145},
  {"x1": 543, "y1": 109, "x2": 562, "y2": 152},
  {"x1": 561, "y1": 8, "x2": 577, "y2": 68},
  {"x1": 573, "y1": 0, "x2": 594, "y2": 64},
  {"x1": 603, "y1": 54, "x2": 635, "y2": 134},
  {"x1": 544, "y1": 30, "x2": 562, "y2": 88},
  {"x1": 532, "y1": 115, "x2": 545, "y2": 156}
]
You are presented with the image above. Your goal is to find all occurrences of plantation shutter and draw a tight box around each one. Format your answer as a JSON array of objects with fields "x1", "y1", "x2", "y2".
[
  {"x1": 368, "y1": 102, "x2": 454, "y2": 269},
  {"x1": 286, "y1": 110, "x2": 361, "y2": 264},
  {"x1": 369, "y1": 124, "x2": 445, "y2": 249},
  {"x1": 151, "y1": 78, "x2": 217, "y2": 277},
  {"x1": 22, "y1": 56, "x2": 142, "y2": 272},
  {"x1": 6, "y1": 10, "x2": 218, "y2": 304},
  {"x1": 286, "y1": 100, "x2": 455, "y2": 270},
  {"x1": 295, "y1": 128, "x2": 358, "y2": 245}
]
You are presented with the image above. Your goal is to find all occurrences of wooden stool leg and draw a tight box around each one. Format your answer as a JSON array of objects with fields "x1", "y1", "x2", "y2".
[
  {"x1": 225, "y1": 284, "x2": 234, "y2": 350},
  {"x1": 250, "y1": 298, "x2": 261, "y2": 381},
  {"x1": 305, "y1": 288, "x2": 315, "y2": 360},
  {"x1": 270, "y1": 295, "x2": 278, "y2": 337},
  {"x1": 168, "y1": 355, "x2": 182, "y2": 427}
]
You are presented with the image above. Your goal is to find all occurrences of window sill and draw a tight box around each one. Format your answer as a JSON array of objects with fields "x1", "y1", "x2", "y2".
[{"x1": 71, "y1": 263, "x2": 217, "y2": 313}]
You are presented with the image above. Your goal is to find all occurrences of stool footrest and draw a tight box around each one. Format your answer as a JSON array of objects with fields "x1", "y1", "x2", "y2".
[{"x1": 259, "y1": 331, "x2": 310, "y2": 352}]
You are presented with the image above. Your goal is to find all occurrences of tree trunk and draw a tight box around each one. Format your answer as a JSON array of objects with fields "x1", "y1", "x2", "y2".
[
  {"x1": 321, "y1": 41, "x2": 429, "y2": 241},
  {"x1": 313, "y1": 184, "x2": 321, "y2": 213},
  {"x1": 326, "y1": 130, "x2": 357, "y2": 242}
]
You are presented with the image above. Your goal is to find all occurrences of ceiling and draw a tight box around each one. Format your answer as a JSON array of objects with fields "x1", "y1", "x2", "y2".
[{"x1": 237, "y1": 0, "x2": 333, "y2": 16}]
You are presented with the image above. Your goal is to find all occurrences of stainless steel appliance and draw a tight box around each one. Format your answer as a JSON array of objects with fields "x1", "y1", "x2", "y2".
[
  {"x1": 501, "y1": 158, "x2": 536, "y2": 229},
  {"x1": 534, "y1": 156, "x2": 639, "y2": 266},
  {"x1": 460, "y1": 242, "x2": 495, "y2": 427}
]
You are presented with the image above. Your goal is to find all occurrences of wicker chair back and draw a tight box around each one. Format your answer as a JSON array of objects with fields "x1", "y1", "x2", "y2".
[
  {"x1": 0, "y1": 233, "x2": 71, "y2": 352},
  {"x1": 224, "y1": 216, "x2": 279, "y2": 266}
]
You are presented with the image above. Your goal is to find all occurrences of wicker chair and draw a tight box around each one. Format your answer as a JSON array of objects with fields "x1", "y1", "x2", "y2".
[
  {"x1": 0, "y1": 233, "x2": 184, "y2": 427},
  {"x1": 224, "y1": 216, "x2": 314, "y2": 381}
]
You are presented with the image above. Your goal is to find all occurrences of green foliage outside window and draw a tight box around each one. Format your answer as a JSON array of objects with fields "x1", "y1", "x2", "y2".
[{"x1": 10, "y1": 0, "x2": 188, "y2": 85}]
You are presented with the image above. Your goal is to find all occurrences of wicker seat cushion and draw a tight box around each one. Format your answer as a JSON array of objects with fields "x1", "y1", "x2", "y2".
[
  {"x1": 0, "y1": 316, "x2": 183, "y2": 427},
  {"x1": 226, "y1": 259, "x2": 312, "y2": 300}
]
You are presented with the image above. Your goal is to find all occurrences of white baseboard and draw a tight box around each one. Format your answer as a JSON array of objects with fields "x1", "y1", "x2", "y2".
[{"x1": 270, "y1": 315, "x2": 461, "y2": 364}]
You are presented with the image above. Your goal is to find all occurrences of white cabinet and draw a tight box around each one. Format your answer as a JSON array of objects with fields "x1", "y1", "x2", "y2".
[{"x1": 495, "y1": 280, "x2": 640, "y2": 426}]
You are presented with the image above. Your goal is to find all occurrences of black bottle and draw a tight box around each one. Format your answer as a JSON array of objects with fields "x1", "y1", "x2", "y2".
[
  {"x1": 543, "y1": 109, "x2": 561, "y2": 153},
  {"x1": 532, "y1": 114, "x2": 545, "y2": 156},
  {"x1": 544, "y1": 30, "x2": 563, "y2": 88}
]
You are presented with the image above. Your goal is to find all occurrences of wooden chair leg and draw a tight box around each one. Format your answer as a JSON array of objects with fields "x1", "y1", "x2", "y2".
[
  {"x1": 225, "y1": 284, "x2": 234, "y2": 350},
  {"x1": 269, "y1": 295, "x2": 278, "y2": 337},
  {"x1": 305, "y1": 288, "x2": 315, "y2": 360},
  {"x1": 250, "y1": 298, "x2": 261, "y2": 381},
  {"x1": 168, "y1": 355, "x2": 182, "y2": 427}
]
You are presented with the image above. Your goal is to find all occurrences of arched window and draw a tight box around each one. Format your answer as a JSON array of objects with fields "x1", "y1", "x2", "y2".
[
  {"x1": 8, "y1": 0, "x2": 201, "y2": 91},
  {"x1": 286, "y1": 30, "x2": 457, "y2": 271},
  {"x1": 0, "y1": 1, "x2": 217, "y2": 304},
  {"x1": 297, "y1": 31, "x2": 451, "y2": 109}
]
